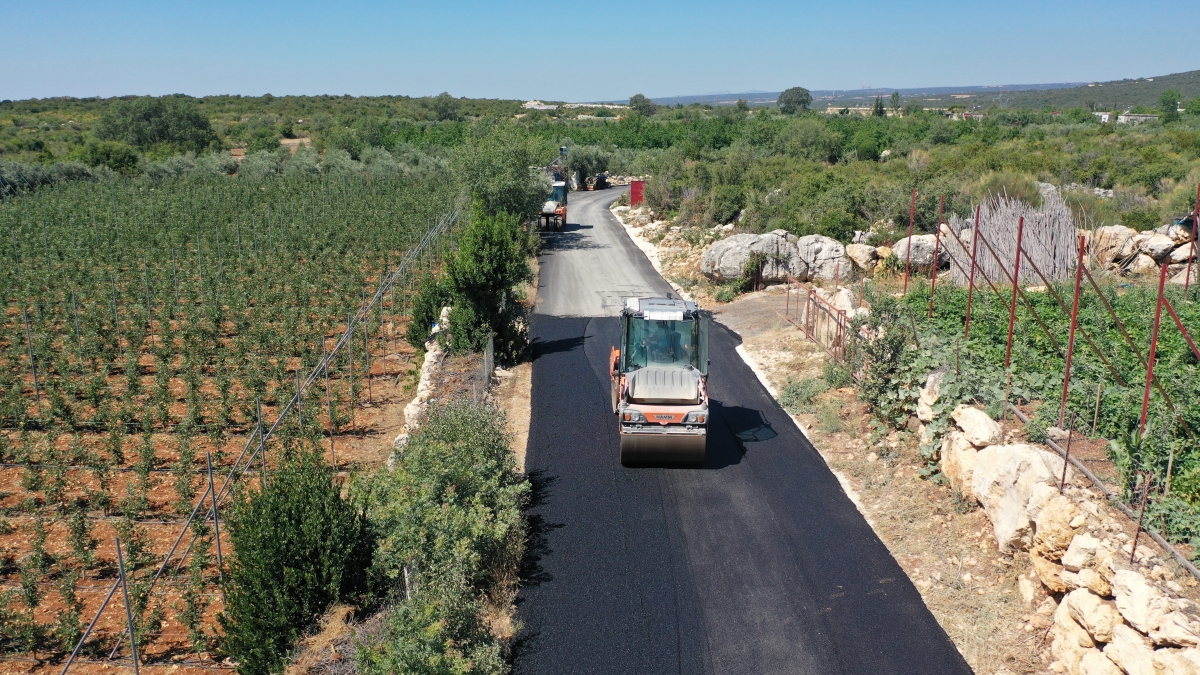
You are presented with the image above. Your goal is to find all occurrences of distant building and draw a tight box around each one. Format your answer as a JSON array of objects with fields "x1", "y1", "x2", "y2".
[
  {"x1": 1092, "y1": 111, "x2": 1158, "y2": 125},
  {"x1": 523, "y1": 100, "x2": 558, "y2": 110}
]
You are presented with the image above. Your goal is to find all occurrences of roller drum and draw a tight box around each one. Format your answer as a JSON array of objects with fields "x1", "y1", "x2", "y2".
[{"x1": 620, "y1": 432, "x2": 706, "y2": 467}]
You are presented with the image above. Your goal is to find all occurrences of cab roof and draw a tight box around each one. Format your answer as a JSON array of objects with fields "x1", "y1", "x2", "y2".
[{"x1": 623, "y1": 296, "x2": 701, "y2": 319}]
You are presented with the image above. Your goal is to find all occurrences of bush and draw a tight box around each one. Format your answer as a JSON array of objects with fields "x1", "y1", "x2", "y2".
[
  {"x1": 780, "y1": 378, "x2": 827, "y2": 413},
  {"x1": 220, "y1": 449, "x2": 374, "y2": 675},
  {"x1": 74, "y1": 140, "x2": 140, "y2": 174},
  {"x1": 446, "y1": 203, "x2": 532, "y2": 362},
  {"x1": 356, "y1": 402, "x2": 527, "y2": 675},
  {"x1": 95, "y1": 95, "x2": 218, "y2": 152},
  {"x1": 708, "y1": 184, "x2": 744, "y2": 224},
  {"x1": 405, "y1": 274, "x2": 451, "y2": 350}
]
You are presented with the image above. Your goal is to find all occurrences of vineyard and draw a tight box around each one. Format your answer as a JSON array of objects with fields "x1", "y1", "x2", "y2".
[{"x1": 0, "y1": 171, "x2": 462, "y2": 670}]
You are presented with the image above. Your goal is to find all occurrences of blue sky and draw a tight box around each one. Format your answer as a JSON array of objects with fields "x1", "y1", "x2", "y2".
[{"x1": 4, "y1": 0, "x2": 1195, "y2": 102}]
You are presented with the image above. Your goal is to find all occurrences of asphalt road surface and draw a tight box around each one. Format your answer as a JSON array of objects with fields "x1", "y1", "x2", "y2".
[{"x1": 515, "y1": 188, "x2": 972, "y2": 675}]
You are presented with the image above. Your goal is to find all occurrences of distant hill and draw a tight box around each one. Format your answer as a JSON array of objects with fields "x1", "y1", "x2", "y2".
[{"x1": 628, "y1": 69, "x2": 1200, "y2": 111}]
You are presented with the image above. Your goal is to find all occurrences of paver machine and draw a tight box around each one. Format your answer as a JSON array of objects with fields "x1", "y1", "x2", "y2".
[
  {"x1": 610, "y1": 297, "x2": 710, "y2": 466},
  {"x1": 540, "y1": 180, "x2": 568, "y2": 231}
]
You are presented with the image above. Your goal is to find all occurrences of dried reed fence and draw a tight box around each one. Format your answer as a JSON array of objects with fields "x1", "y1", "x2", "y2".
[{"x1": 948, "y1": 186, "x2": 1078, "y2": 285}]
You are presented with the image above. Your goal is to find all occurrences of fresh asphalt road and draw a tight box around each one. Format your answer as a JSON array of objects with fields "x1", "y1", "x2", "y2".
[{"x1": 514, "y1": 189, "x2": 973, "y2": 675}]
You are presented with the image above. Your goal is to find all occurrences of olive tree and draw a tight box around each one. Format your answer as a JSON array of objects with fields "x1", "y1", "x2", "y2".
[{"x1": 777, "y1": 87, "x2": 812, "y2": 115}]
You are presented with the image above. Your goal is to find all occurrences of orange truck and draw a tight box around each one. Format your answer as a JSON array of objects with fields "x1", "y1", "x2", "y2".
[
  {"x1": 610, "y1": 297, "x2": 710, "y2": 466},
  {"x1": 539, "y1": 181, "x2": 568, "y2": 231}
]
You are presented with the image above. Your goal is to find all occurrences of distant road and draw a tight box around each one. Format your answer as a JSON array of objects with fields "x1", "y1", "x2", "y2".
[{"x1": 514, "y1": 188, "x2": 972, "y2": 675}]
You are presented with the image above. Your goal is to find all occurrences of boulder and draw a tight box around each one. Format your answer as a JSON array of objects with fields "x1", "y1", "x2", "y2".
[
  {"x1": 1149, "y1": 612, "x2": 1200, "y2": 648},
  {"x1": 846, "y1": 243, "x2": 879, "y2": 273},
  {"x1": 972, "y1": 444, "x2": 1072, "y2": 551},
  {"x1": 1033, "y1": 550, "x2": 1069, "y2": 593},
  {"x1": 952, "y1": 405, "x2": 1003, "y2": 447},
  {"x1": 876, "y1": 245, "x2": 894, "y2": 259},
  {"x1": 700, "y1": 231, "x2": 806, "y2": 283},
  {"x1": 940, "y1": 431, "x2": 978, "y2": 500},
  {"x1": 916, "y1": 371, "x2": 945, "y2": 422},
  {"x1": 1062, "y1": 534, "x2": 1103, "y2": 572},
  {"x1": 1065, "y1": 588, "x2": 1124, "y2": 643},
  {"x1": 1169, "y1": 244, "x2": 1197, "y2": 264},
  {"x1": 1140, "y1": 234, "x2": 1178, "y2": 261},
  {"x1": 1063, "y1": 567, "x2": 1113, "y2": 598},
  {"x1": 1168, "y1": 225, "x2": 1195, "y2": 244},
  {"x1": 1035, "y1": 496, "x2": 1084, "y2": 561},
  {"x1": 1113, "y1": 569, "x2": 1171, "y2": 634},
  {"x1": 796, "y1": 235, "x2": 853, "y2": 282},
  {"x1": 1170, "y1": 266, "x2": 1199, "y2": 286},
  {"x1": 1078, "y1": 651, "x2": 1122, "y2": 675},
  {"x1": 891, "y1": 234, "x2": 949, "y2": 268},
  {"x1": 1093, "y1": 225, "x2": 1138, "y2": 265},
  {"x1": 1129, "y1": 253, "x2": 1160, "y2": 275},
  {"x1": 1104, "y1": 624, "x2": 1156, "y2": 675},
  {"x1": 1054, "y1": 600, "x2": 1098, "y2": 675},
  {"x1": 1153, "y1": 649, "x2": 1200, "y2": 675}
]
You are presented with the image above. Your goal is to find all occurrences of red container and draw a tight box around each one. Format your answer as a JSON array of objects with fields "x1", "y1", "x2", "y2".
[{"x1": 630, "y1": 180, "x2": 645, "y2": 207}]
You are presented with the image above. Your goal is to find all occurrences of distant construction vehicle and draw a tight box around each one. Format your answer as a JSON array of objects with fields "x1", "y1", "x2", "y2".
[
  {"x1": 539, "y1": 180, "x2": 568, "y2": 231},
  {"x1": 610, "y1": 297, "x2": 710, "y2": 466}
]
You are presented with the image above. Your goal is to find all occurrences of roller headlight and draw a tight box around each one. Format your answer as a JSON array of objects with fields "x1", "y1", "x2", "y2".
[
  {"x1": 623, "y1": 410, "x2": 646, "y2": 423},
  {"x1": 684, "y1": 411, "x2": 707, "y2": 424}
]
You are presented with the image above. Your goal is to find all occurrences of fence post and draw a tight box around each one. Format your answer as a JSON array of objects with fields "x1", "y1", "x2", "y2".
[
  {"x1": 324, "y1": 342, "x2": 335, "y2": 470},
  {"x1": 115, "y1": 537, "x2": 140, "y2": 675},
  {"x1": 964, "y1": 205, "x2": 981, "y2": 339},
  {"x1": 903, "y1": 188, "x2": 916, "y2": 294},
  {"x1": 1059, "y1": 235, "x2": 1086, "y2": 427},
  {"x1": 1131, "y1": 473, "x2": 1154, "y2": 564},
  {"x1": 928, "y1": 195, "x2": 944, "y2": 318},
  {"x1": 256, "y1": 399, "x2": 266, "y2": 485},
  {"x1": 1139, "y1": 261, "x2": 1169, "y2": 434},
  {"x1": 60, "y1": 578, "x2": 122, "y2": 675}
]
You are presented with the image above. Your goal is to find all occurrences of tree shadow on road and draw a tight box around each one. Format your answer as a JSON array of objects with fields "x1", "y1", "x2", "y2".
[
  {"x1": 517, "y1": 469, "x2": 564, "y2": 590},
  {"x1": 530, "y1": 334, "x2": 585, "y2": 357}
]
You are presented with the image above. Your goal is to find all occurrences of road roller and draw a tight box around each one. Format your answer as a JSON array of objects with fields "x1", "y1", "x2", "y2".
[{"x1": 610, "y1": 297, "x2": 710, "y2": 466}]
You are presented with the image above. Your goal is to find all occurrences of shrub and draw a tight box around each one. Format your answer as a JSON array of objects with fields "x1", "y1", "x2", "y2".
[
  {"x1": 220, "y1": 449, "x2": 374, "y2": 675},
  {"x1": 95, "y1": 95, "x2": 218, "y2": 152},
  {"x1": 405, "y1": 274, "x2": 451, "y2": 350},
  {"x1": 708, "y1": 184, "x2": 744, "y2": 225},
  {"x1": 356, "y1": 402, "x2": 527, "y2": 675},
  {"x1": 74, "y1": 140, "x2": 140, "y2": 174},
  {"x1": 780, "y1": 378, "x2": 827, "y2": 413}
]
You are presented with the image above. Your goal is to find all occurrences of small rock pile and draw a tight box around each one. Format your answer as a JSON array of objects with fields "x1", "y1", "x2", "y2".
[
  {"x1": 698, "y1": 230, "x2": 854, "y2": 283},
  {"x1": 1092, "y1": 224, "x2": 1197, "y2": 284},
  {"x1": 921, "y1": 375, "x2": 1200, "y2": 674}
]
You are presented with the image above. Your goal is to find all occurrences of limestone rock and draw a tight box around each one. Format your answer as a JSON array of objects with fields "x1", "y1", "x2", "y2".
[
  {"x1": 1055, "y1": 600, "x2": 1098, "y2": 674},
  {"x1": 1105, "y1": 624, "x2": 1156, "y2": 675},
  {"x1": 940, "y1": 430, "x2": 978, "y2": 500},
  {"x1": 972, "y1": 444, "x2": 1072, "y2": 551},
  {"x1": 700, "y1": 231, "x2": 805, "y2": 283},
  {"x1": 1129, "y1": 253, "x2": 1160, "y2": 275},
  {"x1": 1036, "y1": 496, "x2": 1084, "y2": 562},
  {"x1": 1072, "y1": 568, "x2": 1113, "y2": 597},
  {"x1": 1167, "y1": 224, "x2": 1195, "y2": 244},
  {"x1": 1063, "y1": 534, "x2": 1103, "y2": 572},
  {"x1": 1033, "y1": 550, "x2": 1069, "y2": 593},
  {"x1": 846, "y1": 243, "x2": 879, "y2": 272},
  {"x1": 952, "y1": 405, "x2": 1003, "y2": 446},
  {"x1": 1169, "y1": 244, "x2": 1197, "y2": 264},
  {"x1": 1094, "y1": 225, "x2": 1138, "y2": 265},
  {"x1": 876, "y1": 245, "x2": 893, "y2": 259},
  {"x1": 1079, "y1": 651, "x2": 1122, "y2": 675},
  {"x1": 1170, "y1": 266, "x2": 1199, "y2": 286},
  {"x1": 796, "y1": 234, "x2": 853, "y2": 282},
  {"x1": 892, "y1": 234, "x2": 949, "y2": 267},
  {"x1": 1154, "y1": 649, "x2": 1200, "y2": 675},
  {"x1": 1114, "y1": 569, "x2": 1171, "y2": 634},
  {"x1": 917, "y1": 371, "x2": 945, "y2": 422},
  {"x1": 1141, "y1": 234, "x2": 1178, "y2": 261},
  {"x1": 1020, "y1": 576, "x2": 1037, "y2": 606},
  {"x1": 1066, "y1": 588, "x2": 1124, "y2": 643},
  {"x1": 1149, "y1": 612, "x2": 1200, "y2": 648}
]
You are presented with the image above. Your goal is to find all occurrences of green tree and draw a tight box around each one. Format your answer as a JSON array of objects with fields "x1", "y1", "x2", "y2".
[
  {"x1": 453, "y1": 127, "x2": 548, "y2": 218},
  {"x1": 431, "y1": 92, "x2": 460, "y2": 121},
  {"x1": 73, "y1": 140, "x2": 139, "y2": 174},
  {"x1": 777, "y1": 87, "x2": 812, "y2": 114},
  {"x1": 872, "y1": 96, "x2": 887, "y2": 117},
  {"x1": 95, "y1": 95, "x2": 218, "y2": 151},
  {"x1": 220, "y1": 450, "x2": 374, "y2": 675},
  {"x1": 446, "y1": 202, "x2": 532, "y2": 361},
  {"x1": 405, "y1": 274, "x2": 451, "y2": 349},
  {"x1": 629, "y1": 94, "x2": 658, "y2": 117},
  {"x1": 1186, "y1": 97, "x2": 1200, "y2": 116},
  {"x1": 1159, "y1": 89, "x2": 1182, "y2": 123},
  {"x1": 890, "y1": 91, "x2": 901, "y2": 114}
]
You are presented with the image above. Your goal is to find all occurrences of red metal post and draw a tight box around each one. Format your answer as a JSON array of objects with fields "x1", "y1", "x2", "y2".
[
  {"x1": 1059, "y1": 234, "x2": 1086, "y2": 427},
  {"x1": 964, "y1": 205, "x2": 981, "y2": 339},
  {"x1": 630, "y1": 180, "x2": 646, "y2": 207},
  {"x1": 903, "y1": 188, "x2": 916, "y2": 294},
  {"x1": 1140, "y1": 260, "x2": 1170, "y2": 433},
  {"x1": 1004, "y1": 217, "x2": 1026, "y2": 369},
  {"x1": 928, "y1": 195, "x2": 944, "y2": 318},
  {"x1": 1163, "y1": 296, "x2": 1200, "y2": 362}
]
